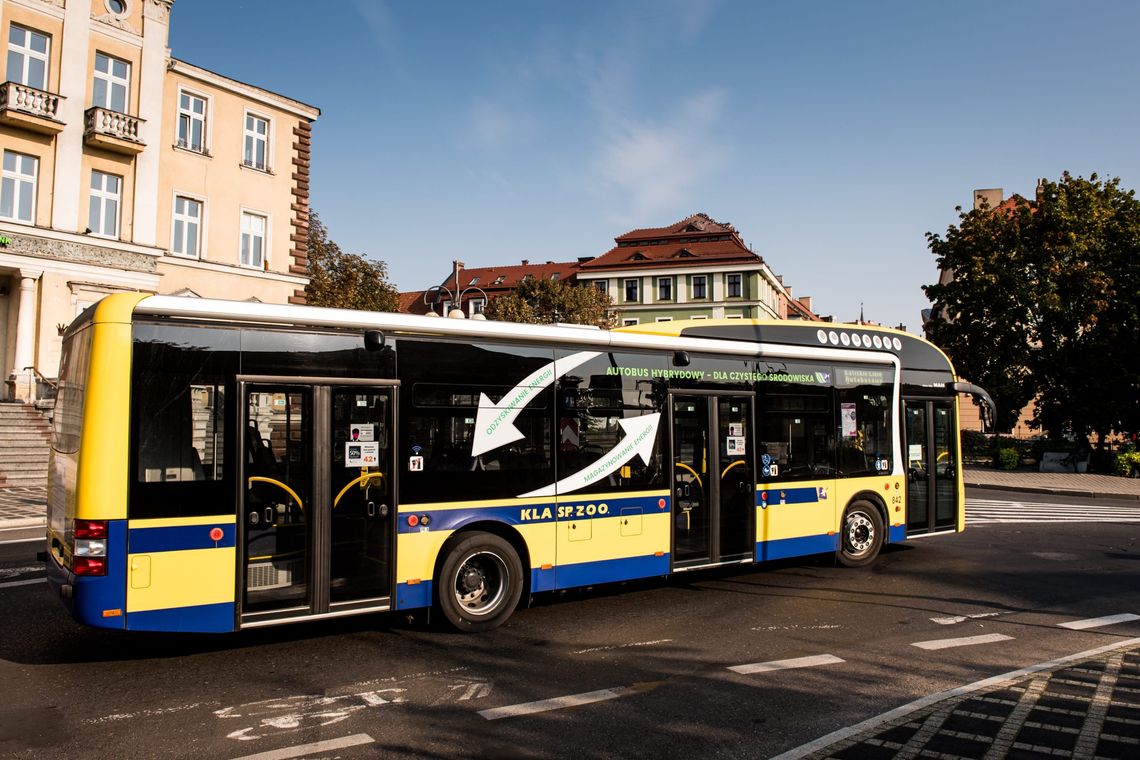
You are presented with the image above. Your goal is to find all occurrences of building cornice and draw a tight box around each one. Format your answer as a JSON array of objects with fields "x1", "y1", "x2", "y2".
[
  {"x1": 577, "y1": 262, "x2": 766, "y2": 279},
  {"x1": 7, "y1": 0, "x2": 65, "y2": 21},
  {"x1": 167, "y1": 59, "x2": 320, "y2": 120},
  {"x1": 0, "y1": 250, "x2": 160, "y2": 289},
  {"x1": 157, "y1": 254, "x2": 309, "y2": 286},
  {"x1": 0, "y1": 221, "x2": 165, "y2": 258}
]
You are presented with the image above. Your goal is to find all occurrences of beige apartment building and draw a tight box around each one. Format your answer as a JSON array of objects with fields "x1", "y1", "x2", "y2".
[{"x1": 0, "y1": 0, "x2": 318, "y2": 400}]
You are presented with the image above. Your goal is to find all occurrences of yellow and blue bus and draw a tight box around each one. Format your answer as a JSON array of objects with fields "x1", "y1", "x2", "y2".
[{"x1": 45, "y1": 294, "x2": 992, "y2": 633}]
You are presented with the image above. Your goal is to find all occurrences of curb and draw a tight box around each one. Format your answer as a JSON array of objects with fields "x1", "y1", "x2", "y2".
[
  {"x1": 0, "y1": 517, "x2": 46, "y2": 530},
  {"x1": 964, "y1": 481, "x2": 1140, "y2": 501}
]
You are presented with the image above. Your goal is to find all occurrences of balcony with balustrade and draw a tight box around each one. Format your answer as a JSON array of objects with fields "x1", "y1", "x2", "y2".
[
  {"x1": 0, "y1": 81, "x2": 65, "y2": 135},
  {"x1": 84, "y1": 106, "x2": 146, "y2": 154}
]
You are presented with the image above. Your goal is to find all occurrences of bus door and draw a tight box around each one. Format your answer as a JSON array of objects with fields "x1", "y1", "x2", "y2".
[
  {"x1": 239, "y1": 378, "x2": 397, "y2": 626},
  {"x1": 671, "y1": 393, "x2": 755, "y2": 568},
  {"x1": 903, "y1": 399, "x2": 957, "y2": 534}
]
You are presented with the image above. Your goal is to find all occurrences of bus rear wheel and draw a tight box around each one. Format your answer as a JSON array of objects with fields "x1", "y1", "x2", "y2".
[
  {"x1": 837, "y1": 501, "x2": 884, "y2": 568},
  {"x1": 436, "y1": 532, "x2": 523, "y2": 632}
]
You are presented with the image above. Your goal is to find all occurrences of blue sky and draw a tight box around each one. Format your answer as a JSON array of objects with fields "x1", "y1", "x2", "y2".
[{"x1": 170, "y1": 1, "x2": 1140, "y2": 332}]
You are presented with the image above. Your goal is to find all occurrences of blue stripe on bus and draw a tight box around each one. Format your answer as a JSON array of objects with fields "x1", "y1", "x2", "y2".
[
  {"x1": 129, "y1": 523, "x2": 237, "y2": 553},
  {"x1": 72, "y1": 520, "x2": 128, "y2": 630},
  {"x1": 396, "y1": 580, "x2": 433, "y2": 610},
  {"x1": 127, "y1": 602, "x2": 235, "y2": 633},
  {"x1": 888, "y1": 524, "x2": 906, "y2": 544},
  {"x1": 755, "y1": 533, "x2": 837, "y2": 562},
  {"x1": 531, "y1": 565, "x2": 556, "y2": 593},
  {"x1": 755, "y1": 486, "x2": 821, "y2": 506},
  {"x1": 555, "y1": 553, "x2": 670, "y2": 590},
  {"x1": 397, "y1": 493, "x2": 670, "y2": 534}
]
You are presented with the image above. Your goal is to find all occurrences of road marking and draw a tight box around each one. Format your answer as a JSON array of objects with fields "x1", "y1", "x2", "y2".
[
  {"x1": 912, "y1": 633, "x2": 1013, "y2": 650},
  {"x1": 728, "y1": 654, "x2": 845, "y2": 675},
  {"x1": 230, "y1": 733, "x2": 373, "y2": 760},
  {"x1": 967, "y1": 498, "x2": 1140, "y2": 524},
  {"x1": 478, "y1": 687, "x2": 630, "y2": 721},
  {"x1": 1058, "y1": 613, "x2": 1140, "y2": 630},
  {"x1": 930, "y1": 611, "x2": 1012, "y2": 625},
  {"x1": 0, "y1": 577, "x2": 45, "y2": 589},
  {"x1": 0, "y1": 565, "x2": 42, "y2": 577},
  {"x1": 772, "y1": 637, "x2": 1140, "y2": 760},
  {"x1": 572, "y1": 638, "x2": 673, "y2": 655}
]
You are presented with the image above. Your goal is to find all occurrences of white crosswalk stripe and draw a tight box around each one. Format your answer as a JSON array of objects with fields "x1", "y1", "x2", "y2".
[{"x1": 967, "y1": 497, "x2": 1140, "y2": 524}]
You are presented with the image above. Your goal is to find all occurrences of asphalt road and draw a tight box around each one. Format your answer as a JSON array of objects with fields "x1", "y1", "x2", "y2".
[{"x1": 2, "y1": 487, "x2": 1139, "y2": 759}]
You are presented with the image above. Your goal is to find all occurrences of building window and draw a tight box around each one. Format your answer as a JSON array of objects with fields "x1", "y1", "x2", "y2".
[
  {"x1": 727, "y1": 273, "x2": 742, "y2": 298},
  {"x1": 692, "y1": 275, "x2": 707, "y2": 300},
  {"x1": 1, "y1": 151, "x2": 37, "y2": 223},
  {"x1": 105, "y1": 0, "x2": 128, "y2": 16},
  {"x1": 725, "y1": 313, "x2": 744, "y2": 319},
  {"x1": 7, "y1": 25, "x2": 50, "y2": 90},
  {"x1": 657, "y1": 277, "x2": 673, "y2": 301},
  {"x1": 550, "y1": 272, "x2": 560, "y2": 280},
  {"x1": 93, "y1": 52, "x2": 130, "y2": 113},
  {"x1": 622, "y1": 318, "x2": 639, "y2": 326},
  {"x1": 178, "y1": 91, "x2": 207, "y2": 152},
  {"x1": 243, "y1": 113, "x2": 269, "y2": 170},
  {"x1": 655, "y1": 317, "x2": 672, "y2": 322},
  {"x1": 240, "y1": 211, "x2": 267, "y2": 268},
  {"x1": 593, "y1": 280, "x2": 607, "y2": 295},
  {"x1": 691, "y1": 315, "x2": 709, "y2": 320},
  {"x1": 624, "y1": 279, "x2": 639, "y2": 302},
  {"x1": 87, "y1": 171, "x2": 121, "y2": 238},
  {"x1": 172, "y1": 195, "x2": 203, "y2": 258},
  {"x1": 468, "y1": 298, "x2": 486, "y2": 316}
]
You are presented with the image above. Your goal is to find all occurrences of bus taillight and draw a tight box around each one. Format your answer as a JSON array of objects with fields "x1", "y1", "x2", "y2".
[
  {"x1": 73, "y1": 520, "x2": 108, "y2": 576},
  {"x1": 72, "y1": 557, "x2": 107, "y2": 576},
  {"x1": 74, "y1": 520, "x2": 108, "y2": 540}
]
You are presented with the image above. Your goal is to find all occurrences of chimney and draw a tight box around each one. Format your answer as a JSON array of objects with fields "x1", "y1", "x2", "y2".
[
  {"x1": 521, "y1": 259, "x2": 529, "y2": 266},
  {"x1": 973, "y1": 188, "x2": 1003, "y2": 210},
  {"x1": 800, "y1": 296, "x2": 812, "y2": 311},
  {"x1": 785, "y1": 286, "x2": 793, "y2": 298},
  {"x1": 1036, "y1": 178, "x2": 1046, "y2": 203}
]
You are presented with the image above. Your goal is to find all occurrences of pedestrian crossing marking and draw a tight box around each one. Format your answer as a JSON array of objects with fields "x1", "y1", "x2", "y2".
[{"x1": 966, "y1": 498, "x2": 1140, "y2": 524}]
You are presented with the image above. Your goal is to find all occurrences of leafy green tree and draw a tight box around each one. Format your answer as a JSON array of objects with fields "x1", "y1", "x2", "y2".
[
  {"x1": 925, "y1": 172, "x2": 1140, "y2": 447},
  {"x1": 483, "y1": 276, "x2": 615, "y2": 328},
  {"x1": 305, "y1": 211, "x2": 398, "y2": 312}
]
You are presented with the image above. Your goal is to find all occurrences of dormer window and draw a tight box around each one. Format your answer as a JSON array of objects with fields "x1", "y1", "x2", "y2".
[
  {"x1": 675, "y1": 249, "x2": 694, "y2": 258},
  {"x1": 629, "y1": 251, "x2": 647, "y2": 260},
  {"x1": 493, "y1": 275, "x2": 506, "y2": 285},
  {"x1": 550, "y1": 272, "x2": 560, "y2": 280},
  {"x1": 467, "y1": 276, "x2": 480, "y2": 286}
]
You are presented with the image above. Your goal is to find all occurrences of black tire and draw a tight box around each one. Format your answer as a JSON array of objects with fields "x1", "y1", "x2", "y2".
[
  {"x1": 836, "y1": 500, "x2": 884, "y2": 568},
  {"x1": 436, "y1": 532, "x2": 523, "y2": 632}
]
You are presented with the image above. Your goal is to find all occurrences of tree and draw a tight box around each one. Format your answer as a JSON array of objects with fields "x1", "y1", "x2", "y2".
[
  {"x1": 305, "y1": 211, "x2": 398, "y2": 312},
  {"x1": 483, "y1": 276, "x2": 615, "y2": 328},
  {"x1": 924, "y1": 172, "x2": 1140, "y2": 447}
]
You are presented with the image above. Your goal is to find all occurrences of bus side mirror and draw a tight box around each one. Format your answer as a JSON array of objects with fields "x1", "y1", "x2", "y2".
[
  {"x1": 364, "y1": 330, "x2": 386, "y2": 352},
  {"x1": 673, "y1": 351, "x2": 690, "y2": 367}
]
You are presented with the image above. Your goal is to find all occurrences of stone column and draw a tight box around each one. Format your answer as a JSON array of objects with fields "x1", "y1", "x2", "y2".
[
  {"x1": 10, "y1": 271, "x2": 42, "y2": 401},
  {"x1": 133, "y1": 0, "x2": 174, "y2": 246}
]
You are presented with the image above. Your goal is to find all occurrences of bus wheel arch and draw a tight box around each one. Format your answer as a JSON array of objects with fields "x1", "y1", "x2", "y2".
[
  {"x1": 837, "y1": 493, "x2": 887, "y2": 568},
  {"x1": 433, "y1": 522, "x2": 528, "y2": 632}
]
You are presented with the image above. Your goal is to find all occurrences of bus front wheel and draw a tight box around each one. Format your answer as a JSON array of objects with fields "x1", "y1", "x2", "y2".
[
  {"x1": 436, "y1": 532, "x2": 523, "y2": 632},
  {"x1": 837, "y1": 501, "x2": 884, "y2": 568}
]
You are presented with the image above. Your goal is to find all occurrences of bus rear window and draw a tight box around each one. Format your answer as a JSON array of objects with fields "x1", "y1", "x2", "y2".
[{"x1": 53, "y1": 326, "x2": 93, "y2": 454}]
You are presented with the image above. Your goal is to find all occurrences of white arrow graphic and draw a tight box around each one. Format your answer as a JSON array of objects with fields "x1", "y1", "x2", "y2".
[
  {"x1": 519, "y1": 413, "x2": 661, "y2": 498},
  {"x1": 471, "y1": 351, "x2": 601, "y2": 457}
]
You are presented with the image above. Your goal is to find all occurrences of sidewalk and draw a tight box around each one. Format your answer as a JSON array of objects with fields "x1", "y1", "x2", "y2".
[{"x1": 964, "y1": 465, "x2": 1140, "y2": 501}]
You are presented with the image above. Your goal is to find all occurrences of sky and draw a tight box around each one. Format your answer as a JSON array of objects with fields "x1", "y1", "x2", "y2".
[{"x1": 169, "y1": 1, "x2": 1140, "y2": 333}]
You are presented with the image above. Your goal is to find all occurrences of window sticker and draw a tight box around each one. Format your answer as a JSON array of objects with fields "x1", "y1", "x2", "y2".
[
  {"x1": 346, "y1": 442, "x2": 379, "y2": 467},
  {"x1": 350, "y1": 423, "x2": 375, "y2": 442},
  {"x1": 727, "y1": 436, "x2": 746, "y2": 455}
]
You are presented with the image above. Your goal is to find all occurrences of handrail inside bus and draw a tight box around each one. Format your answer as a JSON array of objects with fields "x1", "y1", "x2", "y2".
[
  {"x1": 674, "y1": 461, "x2": 704, "y2": 490},
  {"x1": 247, "y1": 477, "x2": 304, "y2": 514},
  {"x1": 721, "y1": 459, "x2": 747, "y2": 479},
  {"x1": 948, "y1": 381, "x2": 996, "y2": 432},
  {"x1": 333, "y1": 471, "x2": 385, "y2": 509}
]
